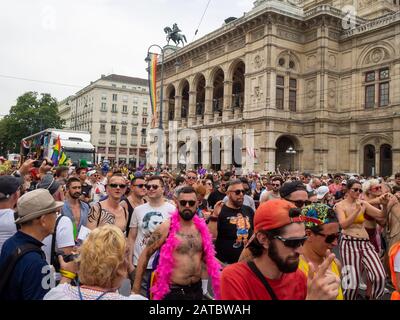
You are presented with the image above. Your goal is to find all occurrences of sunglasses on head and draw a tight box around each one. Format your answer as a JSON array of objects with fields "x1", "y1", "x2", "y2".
[
  {"x1": 109, "y1": 184, "x2": 127, "y2": 189},
  {"x1": 314, "y1": 232, "x2": 340, "y2": 244},
  {"x1": 133, "y1": 184, "x2": 146, "y2": 189},
  {"x1": 274, "y1": 235, "x2": 307, "y2": 248},
  {"x1": 179, "y1": 200, "x2": 197, "y2": 207},
  {"x1": 230, "y1": 189, "x2": 245, "y2": 195},
  {"x1": 350, "y1": 188, "x2": 362, "y2": 193},
  {"x1": 146, "y1": 184, "x2": 160, "y2": 190}
]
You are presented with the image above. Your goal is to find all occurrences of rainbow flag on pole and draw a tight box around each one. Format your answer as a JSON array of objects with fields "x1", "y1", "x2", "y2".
[
  {"x1": 148, "y1": 53, "x2": 158, "y2": 127},
  {"x1": 51, "y1": 135, "x2": 61, "y2": 166}
]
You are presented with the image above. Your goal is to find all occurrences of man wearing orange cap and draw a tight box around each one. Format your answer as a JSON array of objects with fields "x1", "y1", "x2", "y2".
[{"x1": 220, "y1": 199, "x2": 340, "y2": 300}]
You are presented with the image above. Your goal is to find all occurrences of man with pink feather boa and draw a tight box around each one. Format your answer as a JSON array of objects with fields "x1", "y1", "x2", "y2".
[{"x1": 132, "y1": 186, "x2": 220, "y2": 300}]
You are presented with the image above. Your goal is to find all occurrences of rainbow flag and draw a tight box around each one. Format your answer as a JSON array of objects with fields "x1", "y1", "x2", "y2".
[
  {"x1": 59, "y1": 149, "x2": 68, "y2": 166},
  {"x1": 51, "y1": 135, "x2": 61, "y2": 166},
  {"x1": 148, "y1": 53, "x2": 158, "y2": 125}
]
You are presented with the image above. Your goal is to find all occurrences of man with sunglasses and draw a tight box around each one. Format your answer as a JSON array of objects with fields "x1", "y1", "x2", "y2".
[
  {"x1": 87, "y1": 174, "x2": 128, "y2": 233},
  {"x1": 128, "y1": 176, "x2": 175, "y2": 296},
  {"x1": 212, "y1": 180, "x2": 254, "y2": 265},
  {"x1": 280, "y1": 180, "x2": 309, "y2": 209},
  {"x1": 260, "y1": 176, "x2": 283, "y2": 204},
  {"x1": 221, "y1": 199, "x2": 340, "y2": 300},
  {"x1": 207, "y1": 176, "x2": 229, "y2": 209},
  {"x1": 133, "y1": 186, "x2": 220, "y2": 300},
  {"x1": 299, "y1": 203, "x2": 343, "y2": 300},
  {"x1": 185, "y1": 170, "x2": 198, "y2": 187}
]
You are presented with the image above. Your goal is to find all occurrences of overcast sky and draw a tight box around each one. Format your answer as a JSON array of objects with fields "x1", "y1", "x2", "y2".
[{"x1": 0, "y1": 0, "x2": 255, "y2": 115}]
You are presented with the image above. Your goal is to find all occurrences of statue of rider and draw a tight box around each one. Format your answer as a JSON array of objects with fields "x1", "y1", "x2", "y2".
[{"x1": 172, "y1": 23, "x2": 181, "y2": 36}]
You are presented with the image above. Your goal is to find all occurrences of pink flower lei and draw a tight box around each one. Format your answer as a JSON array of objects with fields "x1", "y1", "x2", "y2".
[{"x1": 151, "y1": 210, "x2": 221, "y2": 300}]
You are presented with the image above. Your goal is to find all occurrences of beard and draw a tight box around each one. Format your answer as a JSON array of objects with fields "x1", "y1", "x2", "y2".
[
  {"x1": 70, "y1": 192, "x2": 81, "y2": 199},
  {"x1": 232, "y1": 198, "x2": 244, "y2": 208},
  {"x1": 179, "y1": 209, "x2": 196, "y2": 221},
  {"x1": 268, "y1": 241, "x2": 299, "y2": 273}
]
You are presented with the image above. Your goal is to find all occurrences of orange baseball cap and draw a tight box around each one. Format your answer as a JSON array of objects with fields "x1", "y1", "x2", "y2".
[{"x1": 254, "y1": 199, "x2": 306, "y2": 233}]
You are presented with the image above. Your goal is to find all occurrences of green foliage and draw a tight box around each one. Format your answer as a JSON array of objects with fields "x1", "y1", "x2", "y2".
[{"x1": 0, "y1": 92, "x2": 65, "y2": 154}]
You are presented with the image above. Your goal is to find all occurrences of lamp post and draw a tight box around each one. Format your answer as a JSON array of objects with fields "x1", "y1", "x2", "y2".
[
  {"x1": 286, "y1": 146, "x2": 297, "y2": 172},
  {"x1": 145, "y1": 44, "x2": 180, "y2": 170}
]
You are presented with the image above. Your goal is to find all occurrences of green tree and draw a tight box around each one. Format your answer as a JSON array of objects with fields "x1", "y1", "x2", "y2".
[{"x1": 0, "y1": 92, "x2": 65, "y2": 154}]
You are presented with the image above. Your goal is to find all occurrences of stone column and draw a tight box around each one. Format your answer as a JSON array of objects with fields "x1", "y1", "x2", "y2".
[
  {"x1": 223, "y1": 80, "x2": 233, "y2": 121},
  {"x1": 174, "y1": 95, "x2": 182, "y2": 122},
  {"x1": 204, "y1": 86, "x2": 214, "y2": 123},
  {"x1": 188, "y1": 91, "x2": 196, "y2": 126}
]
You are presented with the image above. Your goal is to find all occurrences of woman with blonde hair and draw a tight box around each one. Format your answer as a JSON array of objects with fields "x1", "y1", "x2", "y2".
[{"x1": 44, "y1": 225, "x2": 146, "y2": 300}]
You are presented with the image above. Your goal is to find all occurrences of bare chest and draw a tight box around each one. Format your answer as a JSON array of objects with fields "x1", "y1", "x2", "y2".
[{"x1": 175, "y1": 230, "x2": 203, "y2": 255}]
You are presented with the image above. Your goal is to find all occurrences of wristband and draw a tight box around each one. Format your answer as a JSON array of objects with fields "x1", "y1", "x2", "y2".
[{"x1": 59, "y1": 269, "x2": 77, "y2": 280}]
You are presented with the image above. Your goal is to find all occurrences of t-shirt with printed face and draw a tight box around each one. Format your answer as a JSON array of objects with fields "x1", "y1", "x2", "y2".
[
  {"x1": 130, "y1": 202, "x2": 176, "y2": 269},
  {"x1": 215, "y1": 204, "x2": 254, "y2": 264}
]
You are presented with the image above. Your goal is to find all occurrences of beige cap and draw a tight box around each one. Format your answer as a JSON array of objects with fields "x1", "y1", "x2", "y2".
[{"x1": 15, "y1": 189, "x2": 64, "y2": 224}]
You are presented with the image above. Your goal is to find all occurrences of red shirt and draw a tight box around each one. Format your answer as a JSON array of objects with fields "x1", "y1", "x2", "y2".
[{"x1": 221, "y1": 262, "x2": 307, "y2": 300}]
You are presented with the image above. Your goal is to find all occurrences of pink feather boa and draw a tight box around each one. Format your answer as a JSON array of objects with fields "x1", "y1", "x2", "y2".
[{"x1": 151, "y1": 211, "x2": 221, "y2": 300}]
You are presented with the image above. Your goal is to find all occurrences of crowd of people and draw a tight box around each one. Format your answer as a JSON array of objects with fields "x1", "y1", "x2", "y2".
[{"x1": 1, "y1": 157, "x2": 400, "y2": 301}]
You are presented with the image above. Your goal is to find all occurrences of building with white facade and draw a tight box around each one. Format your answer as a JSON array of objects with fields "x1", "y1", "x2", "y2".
[{"x1": 58, "y1": 74, "x2": 150, "y2": 166}]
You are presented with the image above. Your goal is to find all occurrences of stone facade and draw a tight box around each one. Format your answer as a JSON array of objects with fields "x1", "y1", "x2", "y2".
[
  {"x1": 58, "y1": 74, "x2": 150, "y2": 165},
  {"x1": 154, "y1": 0, "x2": 400, "y2": 175}
]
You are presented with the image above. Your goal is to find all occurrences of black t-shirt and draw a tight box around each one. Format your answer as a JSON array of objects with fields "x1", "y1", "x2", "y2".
[
  {"x1": 207, "y1": 189, "x2": 226, "y2": 209},
  {"x1": 215, "y1": 204, "x2": 254, "y2": 264}
]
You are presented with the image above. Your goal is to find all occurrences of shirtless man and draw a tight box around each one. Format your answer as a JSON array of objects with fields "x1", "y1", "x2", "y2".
[
  {"x1": 132, "y1": 186, "x2": 220, "y2": 300},
  {"x1": 87, "y1": 174, "x2": 128, "y2": 232},
  {"x1": 260, "y1": 176, "x2": 283, "y2": 204}
]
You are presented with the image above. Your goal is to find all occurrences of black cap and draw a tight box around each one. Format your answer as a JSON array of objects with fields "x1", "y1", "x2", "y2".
[
  {"x1": 280, "y1": 181, "x2": 307, "y2": 199},
  {"x1": 0, "y1": 175, "x2": 21, "y2": 200}
]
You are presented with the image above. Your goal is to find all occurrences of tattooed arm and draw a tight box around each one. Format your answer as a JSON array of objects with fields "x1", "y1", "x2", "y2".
[
  {"x1": 87, "y1": 204, "x2": 101, "y2": 230},
  {"x1": 132, "y1": 219, "x2": 170, "y2": 294},
  {"x1": 87, "y1": 203, "x2": 115, "y2": 230}
]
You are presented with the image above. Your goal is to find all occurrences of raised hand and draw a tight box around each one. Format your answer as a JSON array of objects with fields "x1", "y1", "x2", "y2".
[{"x1": 306, "y1": 251, "x2": 340, "y2": 300}]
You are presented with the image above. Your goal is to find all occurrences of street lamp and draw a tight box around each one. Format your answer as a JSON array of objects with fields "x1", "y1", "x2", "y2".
[
  {"x1": 286, "y1": 146, "x2": 297, "y2": 172},
  {"x1": 145, "y1": 44, "x2": 180, "y2": 170}
]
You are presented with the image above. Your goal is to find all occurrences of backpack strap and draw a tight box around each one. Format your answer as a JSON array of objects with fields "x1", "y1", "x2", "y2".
[
  {"x1": 247, "y1": 260, "x2": 278, "y2": 300},
  {"x1": 0, "y1": 243, "x2": 44, "y2": 294},
  {"x1": 125, "y1": 200, "x2": 134, "y2": 237},
  {"x1": 50, "y1": 215, "x2": 63, "y2": 267}
]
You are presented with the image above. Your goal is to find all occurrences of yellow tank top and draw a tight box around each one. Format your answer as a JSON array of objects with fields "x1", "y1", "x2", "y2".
[{"x1": 298, "y1": 256, "x2": 344, "y2": 300}]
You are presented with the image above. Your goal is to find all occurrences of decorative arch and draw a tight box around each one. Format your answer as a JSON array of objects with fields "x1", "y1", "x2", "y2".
[
  {"x1": 166, "y1": 84, "x2": 176, "y2": 121},
  {"x1": 357, "y1": 41, "x2": 396, "y2": 67},
  {"x1": 275, "y1": 135, "x2": 301, "y2": 172},
  {"x1": 359, "y1": 134, "x2": 393, "y2": 149},
  {"x1": 227, "y1": 58, "x2": 246, "y2": 81}
]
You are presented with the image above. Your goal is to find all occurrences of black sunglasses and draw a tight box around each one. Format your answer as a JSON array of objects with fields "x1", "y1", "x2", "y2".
[
  {"x1": 287, "y1": 199, "x2": 307, "y2": 208},
  {"x1": 230, "y1": 189, "x2": 245, "y2": 195},
  {"x1": 187, "y1": 176, "x2": 197, "y2": 180},
  {"x1": 179, "y1": 200, "x2": 197, "y2": 207},
  {"x1": 146, "y1": 184, "x2": 160, "y2": 190},
  {"x1": 350, "y1": 188, "x2": 362, "y2": 193},
  {"x1": 109, "y1": 184, "x2": 127, "y2": 189},
  {"x1": 133, "y1": 184, "x2": 146, "y2": 189},
  {"x1": 314, "y1": 232, "x2": 340, "y2": 244},
  {"x1": 274, "y1": 235, "x2": 307, "y2": 248}
]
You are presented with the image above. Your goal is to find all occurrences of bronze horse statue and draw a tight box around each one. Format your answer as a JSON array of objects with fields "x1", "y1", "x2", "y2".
[{"x1": 164, "y1": 24, "x2": 187, "y2": 47}]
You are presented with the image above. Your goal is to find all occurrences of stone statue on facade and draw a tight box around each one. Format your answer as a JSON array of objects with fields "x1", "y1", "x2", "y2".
[{"x1": 164, "y1": 23, "x2": 187, "y2": 47}]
